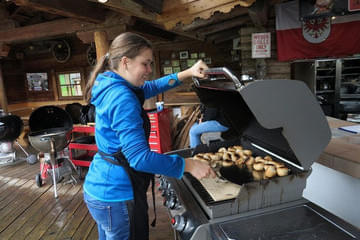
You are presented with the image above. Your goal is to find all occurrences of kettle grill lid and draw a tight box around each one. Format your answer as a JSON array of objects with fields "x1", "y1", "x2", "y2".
[
  {"x1": 29, "y1": 105, "x2": 73, "y2": 135},
  {"x1": 194, "y1": 77, "x2": 331, "y2": 170}
]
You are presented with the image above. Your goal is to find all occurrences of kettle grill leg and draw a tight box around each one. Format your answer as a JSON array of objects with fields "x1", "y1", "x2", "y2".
[{"x1": 50, "y1": 139, "x2": 58, "y2": 198}]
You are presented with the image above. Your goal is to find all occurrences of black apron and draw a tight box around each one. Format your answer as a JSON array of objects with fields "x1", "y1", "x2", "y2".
[{"x1": 99, "y1": 87, "x2": 156, "y2": 240}]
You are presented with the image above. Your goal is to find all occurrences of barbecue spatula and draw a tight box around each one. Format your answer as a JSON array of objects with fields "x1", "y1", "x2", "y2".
[{"x1": 219, "y1": 165, "x2": 253, "y2": 185}]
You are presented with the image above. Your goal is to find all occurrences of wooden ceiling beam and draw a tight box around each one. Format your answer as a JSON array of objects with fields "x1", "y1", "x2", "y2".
[
  {"x1": 89, "y1": 0, "x2": 157, "y2": 22},
  {"x1": 129, "y1": 19, "x2": 176, "y2": 41},
  {"x1": 76, "y1": 25, "x2": 127, "y2": 44},
  {"x1": 158, "y1": 0, "x2": 255, "y2": 30},
  {"x1": 0, "y1": 18, "x2": 89, "y2": 43},
  {"x1": 12, "y1": 0, "x2": 106, "y2": 23},
  {"x1": 196, "y1": 15, "x2": 250, "y2": 37},
  {"x1": 132, "y1": 0, "x2": 163, "y2": 14},
  {"x1": 159, "y1": 0, "x2": 239, "y2": 24},
  {"x1": 180, "y1": 6, "x2": 248, "y2": 32},
  {"x1": 247, "y1": 0, "x2": 269, "y2": 28},
  {"x1": 0, "y1": 11, "x2": 131, "y2": 44},
  {"x1": 205, "y1": 28, "x2": 239, "y2": 44}
]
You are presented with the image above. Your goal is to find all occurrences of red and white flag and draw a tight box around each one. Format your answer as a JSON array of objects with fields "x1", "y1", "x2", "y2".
[{"x1": 275, "y1": 0, "x2": 360, "y2": 62}]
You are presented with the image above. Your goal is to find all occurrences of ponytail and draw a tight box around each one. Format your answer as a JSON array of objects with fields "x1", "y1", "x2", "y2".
[
  {"x1": 85, "y1": 54, "x2": 108, "y2": 103},
  {"x1": 84, "y1": 32, "x2": 153, "y2": 104}
]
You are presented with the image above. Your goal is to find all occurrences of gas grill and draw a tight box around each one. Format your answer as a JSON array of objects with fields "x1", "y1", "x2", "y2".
[{"x1": 159, "y1": 68, "x2": 360, "y2": 240}]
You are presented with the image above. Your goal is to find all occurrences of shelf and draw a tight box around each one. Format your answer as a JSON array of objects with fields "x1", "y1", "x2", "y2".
[
  {"x1": 316, "y1": 76, "x2": 335, "y2": 79},
  {"x1": 342, "y1": 66, "x2": 360, "y2": 70},
  {"x1": 341, "y1": 73, "x2": 360, "y2": 77},
  {"x1": 341, "y1": 94, "x2": 360, "y2": 99},
  {"x1": 316, "y1": 90, "x2": 335, "y2": 94},
  {"x1": 317, "y1": 68, "x2": 335, "y2": 71}
]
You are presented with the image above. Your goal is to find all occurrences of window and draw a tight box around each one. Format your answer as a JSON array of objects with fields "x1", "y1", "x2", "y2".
[{"x1": 57, "y1": 71, "x2": 83, "y2": 98}]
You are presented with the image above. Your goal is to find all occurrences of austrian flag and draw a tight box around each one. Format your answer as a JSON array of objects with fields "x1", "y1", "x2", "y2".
[{"x1": 275, "y1": 0, "x2": 360, "y2": 61}]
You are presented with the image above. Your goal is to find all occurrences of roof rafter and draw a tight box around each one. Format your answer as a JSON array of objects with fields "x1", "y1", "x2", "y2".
[{"x1": 12, "y1": 0, "x2": 106, "y2": 23}]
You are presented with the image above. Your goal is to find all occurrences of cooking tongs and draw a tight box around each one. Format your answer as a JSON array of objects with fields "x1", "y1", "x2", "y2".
[{"x1": 192, "y1": 67, "x2": 249, "y2": 91}]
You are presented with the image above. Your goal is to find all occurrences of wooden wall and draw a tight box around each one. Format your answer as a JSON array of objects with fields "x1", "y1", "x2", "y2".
[
  {"x1": 2, "y1": 60, "x2": 27, "y2": 103},
  {"x1": 2, "y1": 20, "x2": 291, "y2": 115},
  {"x1": 154, "y1": 39, "x2": 240, "y2": 105},
  {"x1": 239, "y1": 7, "x2": 291, "y2": 80},
  {"x1": 2, "y1": 35, "x2": 92, "y2": 115}
]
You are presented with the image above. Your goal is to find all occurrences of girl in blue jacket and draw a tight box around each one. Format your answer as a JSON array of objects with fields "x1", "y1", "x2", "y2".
[{"x1": 83, "y1": 32, "x2": 215, "y2": 240}]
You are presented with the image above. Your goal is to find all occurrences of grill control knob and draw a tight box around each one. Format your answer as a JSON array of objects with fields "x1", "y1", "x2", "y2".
[
  {"x1": 166, "y1": 195, "x2": 178, "y2": 209},
  {"x1": 158, "y1": 178, "x2": 166, "y2": 191},
  {"x1": 171, "y1": 215, "x2": 186, "y2": 232}
]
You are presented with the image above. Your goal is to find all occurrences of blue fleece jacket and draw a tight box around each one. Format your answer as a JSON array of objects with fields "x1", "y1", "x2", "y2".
[{"x1": 83, "y1": 71, "x2": 185, "y2": 202}]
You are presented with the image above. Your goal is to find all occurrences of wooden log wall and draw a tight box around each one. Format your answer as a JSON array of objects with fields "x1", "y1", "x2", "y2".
[
  {"x1": 3, "y1": 35, "x2": 92, "y2": 114},
  {"x1": 239, "y1": 13, "x2": 291, "y2": 80}
]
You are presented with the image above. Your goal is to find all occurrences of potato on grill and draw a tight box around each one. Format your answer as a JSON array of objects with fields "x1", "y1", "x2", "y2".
[{"x1": 192, "y1": 145, "x2": 290, "y2": 180}]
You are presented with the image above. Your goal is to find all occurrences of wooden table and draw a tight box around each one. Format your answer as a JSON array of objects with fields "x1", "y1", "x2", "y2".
[{"x1": 317, "y1": 117, "x2": 360, "y2": 178}]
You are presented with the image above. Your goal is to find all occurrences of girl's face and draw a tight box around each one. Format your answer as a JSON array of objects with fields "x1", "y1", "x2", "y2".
[{"x1": 122, "y1": 48, "x2": 153, "y2": 87}]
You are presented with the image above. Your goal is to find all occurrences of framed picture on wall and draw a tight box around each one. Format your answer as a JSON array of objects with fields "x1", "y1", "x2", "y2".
[
  {"x1": 187, "y1": 59, "x2": 197, "y2": 67},
  {"x1": 173, "y1": 66, "x2": 181, "y2": 73},
  {"x1": 190, "y1": 53, "x2": 198, "y2": 59},
  {"x1": 171, "y1": 60, "x2": 180, "y2": 67},
  {"x1": 199, "y1": 52, "x2": 206, "y2": 58},
  {"x1": 179, "y1": 51, "x2": 189, "y2": 59},
  {"x1": 26, "y1": 72, "x2": 49, "y2": 91},
  {"x1": 163, "y1": 66, "x2": 173, "y2": 74}
]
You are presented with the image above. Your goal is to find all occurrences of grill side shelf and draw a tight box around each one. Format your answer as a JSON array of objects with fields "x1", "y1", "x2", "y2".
[{"x1": 184, "y1": 173, "x2": 215, "y2": 204}]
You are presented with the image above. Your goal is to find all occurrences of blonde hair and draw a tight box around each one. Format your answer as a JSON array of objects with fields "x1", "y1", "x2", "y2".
[{"x1": 85, "y1": 32, "x2": 152, "y2": 103}]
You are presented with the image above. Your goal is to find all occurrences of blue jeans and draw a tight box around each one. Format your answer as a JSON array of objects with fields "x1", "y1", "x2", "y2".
[
  {"x1": 189, "y1": 120, "x2": 229, "y2": 148},
  {"x1": 84, "y1": 192, "x2": 132, "y2": 240}
]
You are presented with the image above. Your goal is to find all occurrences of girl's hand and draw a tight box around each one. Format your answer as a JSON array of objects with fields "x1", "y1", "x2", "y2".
[
  {"x1": 189, "y1": 60, "x2": 208, "y2": 78},
  {"x1": 184, "y1": 158, "x2": 216, "y2": 180},
  {"x1": 177, "y1": 60, "x2": 209, "y2": 81}
]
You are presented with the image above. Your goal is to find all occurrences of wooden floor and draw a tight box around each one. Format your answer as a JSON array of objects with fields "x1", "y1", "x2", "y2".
[{"x1": 0, "y1": 157, "x2": 175, "y2": 240}]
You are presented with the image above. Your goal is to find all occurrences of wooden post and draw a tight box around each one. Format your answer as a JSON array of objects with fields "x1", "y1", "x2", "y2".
[
  {"x1": 94, "y1": 31, "x2": 109, "y2": 60},
  {"x1": 154, "y1": 50, "x2": 163, "y2": 102},
  {"x1": 50, "y1": 69, "x2": 59, "y2": 101},
  {"x1": 0, "y1": 63, "x2": 8, "y2": 113}
]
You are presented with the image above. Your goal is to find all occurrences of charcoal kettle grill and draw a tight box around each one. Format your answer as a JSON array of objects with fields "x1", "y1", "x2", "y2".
[
  {"x1": 0, "y1": 113, "x2": 36, "y2": 165},
  {"x1": 159, "y1": 68, "x2": 360, "y2": 240},
  {"x1": 0, "y1": 114, "x2": 23, "y2": 164},
  {"x1": 28, "y1": 105, "x2": 75, "y2": 198}
]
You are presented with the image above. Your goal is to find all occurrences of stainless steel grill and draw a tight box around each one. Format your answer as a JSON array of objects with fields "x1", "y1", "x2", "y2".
[{"x1": 159, "y1": 68, "x2": 360, "y2": 240}]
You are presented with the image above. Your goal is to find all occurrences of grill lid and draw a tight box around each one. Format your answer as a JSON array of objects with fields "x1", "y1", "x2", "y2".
[{"x1": 193, "y1": 68, "x2": 331, "y2": 170}]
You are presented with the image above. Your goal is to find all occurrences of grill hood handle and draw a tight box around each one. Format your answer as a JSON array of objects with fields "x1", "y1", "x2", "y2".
[{"x1": 192, "y1": 67, "x2": 251, "y2": 90}]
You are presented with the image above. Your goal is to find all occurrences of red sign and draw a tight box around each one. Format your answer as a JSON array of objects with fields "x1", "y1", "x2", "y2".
[{"x1": 349, "y1": 0, "x2": 360, "y2": 12}]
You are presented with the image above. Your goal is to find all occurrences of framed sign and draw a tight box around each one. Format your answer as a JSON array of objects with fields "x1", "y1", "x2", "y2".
[
  {"x1": 252, "y1": 32, "x2": 271, "y2": 58},
  {"x1": 179, "y1": 51, "x2": 189, "y2": 59},
  {"x1": 163, "y1": 67, "x2": 173, "y2": 74},
  {"x1": 26, "y1": 73, "x2": 48, "y2": 91}
]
